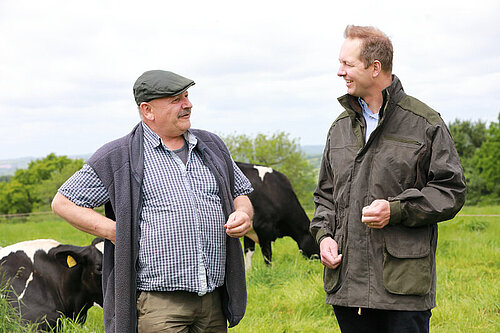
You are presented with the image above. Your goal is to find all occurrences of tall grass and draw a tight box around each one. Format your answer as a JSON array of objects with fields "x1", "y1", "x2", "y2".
[
  {"x1": 0, "y1": 206, "x2": 498, "y2": 332},
  {"x1": 0, "y1": 292, "x2": 104, "y2": 333},
  {"x1": 0, "y1": 284, "x2": 39, "y2": 332}
]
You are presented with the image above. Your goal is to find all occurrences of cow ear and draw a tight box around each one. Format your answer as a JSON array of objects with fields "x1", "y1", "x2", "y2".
[
  {"x1": 54, "y1": 251, "x2": 80, "y2": 269},
  {"x1": 91, "y1": 237, "x2": 105, "y2": 247},
  {"x1": 50, "y1": 244, "x2": 88, "y2": 269}
]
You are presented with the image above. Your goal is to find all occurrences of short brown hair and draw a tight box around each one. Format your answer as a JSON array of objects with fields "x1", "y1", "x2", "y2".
[{"x1": 344, "y1": 25, "x2": 393, "y2": 73}]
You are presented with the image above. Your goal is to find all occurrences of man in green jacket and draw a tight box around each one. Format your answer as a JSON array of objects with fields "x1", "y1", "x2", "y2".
[{"x1": 310, "y1": 25, "x2": 466, "y2": 333}]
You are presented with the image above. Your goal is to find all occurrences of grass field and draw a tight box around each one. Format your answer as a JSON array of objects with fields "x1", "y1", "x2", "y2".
[{"x1": 0, "y1": 206, "x2": 498, "y2": 332}]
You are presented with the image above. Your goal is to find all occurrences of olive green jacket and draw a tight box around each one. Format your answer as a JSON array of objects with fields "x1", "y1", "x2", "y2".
[{"x1": 311, "y1": 75, "x2": 466, "y2": 311}]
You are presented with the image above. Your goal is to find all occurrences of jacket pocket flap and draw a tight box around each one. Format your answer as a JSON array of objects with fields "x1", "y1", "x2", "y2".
[{"x1": 383, "y1": 225, "x2": 430, "y2": 258}]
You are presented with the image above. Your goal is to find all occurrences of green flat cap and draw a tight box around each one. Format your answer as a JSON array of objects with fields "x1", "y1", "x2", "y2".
[{"x1": 133, "y1": 70, "x2": 195, "y2": 105}]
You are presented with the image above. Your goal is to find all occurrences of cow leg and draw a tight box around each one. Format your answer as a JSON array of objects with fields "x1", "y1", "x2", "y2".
[
  {"x1": 260, "y1": 241, "x2": 272, "y2": 266},
  {"x1": 244, "y1": 237, "x2": 255, "y2": 270}
]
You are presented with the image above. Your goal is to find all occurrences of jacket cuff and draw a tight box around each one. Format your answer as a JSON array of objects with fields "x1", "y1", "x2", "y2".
[
  {"x1": 315, "y1": 228, "x2": 333, "y2": 245},
  {"x1": 388, "y1": 200, "x2": 402, "y2": 225}
]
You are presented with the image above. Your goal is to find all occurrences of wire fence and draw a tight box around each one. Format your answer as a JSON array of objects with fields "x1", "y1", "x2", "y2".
[
  {"x1": 303, "y1": 212, "x2": 500, "y2": 218},
  {"x1": 0, "y1": 211, "x2": 55, "y2": 218},
  {"x1": 1, "y1": 210, "x2": 499, "y2": 222}
]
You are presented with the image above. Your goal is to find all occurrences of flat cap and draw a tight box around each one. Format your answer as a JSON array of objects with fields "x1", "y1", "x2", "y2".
[{"x1": 133, "y1": 70, "x2": 195, "y2": 105}]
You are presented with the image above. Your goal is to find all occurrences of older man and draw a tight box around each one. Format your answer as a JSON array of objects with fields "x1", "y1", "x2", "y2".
[
  {"x1": 310, "y1": 25, "x2": 466, "y2": 332},
  {"x1": 52, "y1": 70, "x2": 254, "y2": 333}
]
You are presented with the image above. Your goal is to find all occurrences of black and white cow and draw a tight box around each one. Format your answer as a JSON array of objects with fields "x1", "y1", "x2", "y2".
[
  {"x1": 0, "y1": 238, "x2": 104, "y2": 330},
  {"x1": 236, "y1": 162, "x2": 319, "y2": 267}
]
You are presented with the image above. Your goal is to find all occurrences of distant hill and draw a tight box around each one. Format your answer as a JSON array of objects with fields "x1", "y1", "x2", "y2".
[
  {"x1": 0, "y1": 147, "x2": 325, "y2": 177},
  {"x1": 301, "y1": 145, "x2": 324, "y2": 155},
  {"x1": 302, "y1": 145, "x2": 324, "y2": 171},
  {"x1": 0, "y1": 154, "x2": 91, "y2": 176},
  {"x1": 0, "y1": 157, "x2": 33, "y2": 176}
]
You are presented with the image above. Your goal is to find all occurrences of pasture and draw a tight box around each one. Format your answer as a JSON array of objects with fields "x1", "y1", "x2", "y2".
[{"x1": 0, "y1": 206, "x2": 499, "y2": 332}]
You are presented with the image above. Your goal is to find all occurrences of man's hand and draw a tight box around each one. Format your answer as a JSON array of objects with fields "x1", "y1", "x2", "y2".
[
  {"x1": 225, "y1": 195, "x2": 253, "y2": 238},
  {"x1": 361, "y1": 199, "x2": 390, "y2": 229},
  {"x1": 224, "y1": 210, "x2": 252, "y2": 238},
  {"x1": 320, "y1": 237, "x2": 342, "y2": 269}
]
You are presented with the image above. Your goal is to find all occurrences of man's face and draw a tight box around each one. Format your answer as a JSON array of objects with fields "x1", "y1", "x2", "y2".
[
  {"x1": 337, "y1": 38, "x2": 374, "y2": 98},
  {"x1": 146, "y1": 91, "x2": 192, "y2": 137}
]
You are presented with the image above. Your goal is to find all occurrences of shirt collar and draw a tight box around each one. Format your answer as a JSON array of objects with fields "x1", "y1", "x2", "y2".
[
  {"x1": 141, "y1": 121, "x2": 198, "y2": 150},
  {"x1": 358, "y1": 97, "x2": 379, "y2": 120},
  {"x1": 142, "y1": 122, "x2": 162, "y2": 148}
]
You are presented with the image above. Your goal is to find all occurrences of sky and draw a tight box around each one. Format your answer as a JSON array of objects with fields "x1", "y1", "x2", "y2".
[{"x1": 1, "y1": 0, "x2": 499, "y2": 160}]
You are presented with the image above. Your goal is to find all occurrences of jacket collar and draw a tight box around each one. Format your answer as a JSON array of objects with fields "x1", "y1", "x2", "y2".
[
  {"x1": 337, "y1": 74, "x2": 405, "y2": 120},
  {"x1": 128, "y1": 122, "x2": 144, "y2": 184}
]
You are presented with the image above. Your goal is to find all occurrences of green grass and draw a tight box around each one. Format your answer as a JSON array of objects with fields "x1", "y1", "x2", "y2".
[
  {"x1": 431, "y1": 207, "x2": 500, "y2": 333},
  {"x1": 233, "y1": 238, "x2": 336, "y2": 333},
  {"x1": 1, "y1": 206, "x2": 499, "y2": 332},
  {"x1": 0, "y1": 284, "x2": 39, "y2": 332},
  {"x1": 0, "y1": 214, "x2": 96, "y2": 247}
]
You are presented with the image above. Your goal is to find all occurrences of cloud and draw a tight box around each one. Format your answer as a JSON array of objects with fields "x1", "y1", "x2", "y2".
[{"x1": 0, "y1": 0, "x2": 499, "y2": 159}]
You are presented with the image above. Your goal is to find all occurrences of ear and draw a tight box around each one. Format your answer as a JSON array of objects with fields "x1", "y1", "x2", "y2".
[
  {"x1": 140, "y1": 102, "x2": 155, "y2": 121},
  {"x1": 91, "y1": 237, "x2": 105, "y2": 247},
  {"x1": 92, "y1": 237, "x2": 105, "y2": 254},
  {"x1": 372, "y1": 60, "x2": 382, "y2": 78},
  {"x1": 51, "y1": 244, "x2": 86, "y2": 269},
  {"x1": 54, "y1": 251, "x2": 79, "y2": 269}
]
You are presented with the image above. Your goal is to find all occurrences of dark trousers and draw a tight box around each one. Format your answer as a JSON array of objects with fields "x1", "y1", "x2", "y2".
[{"x1": 333, "y1": 306, "x2": 432, "y2": 333}]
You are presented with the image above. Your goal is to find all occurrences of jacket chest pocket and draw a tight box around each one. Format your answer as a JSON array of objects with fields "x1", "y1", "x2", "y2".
[
  {"x1": 382, "y1": 225, "x2": 432, "y2": 296},
  {"x1": 372, "y1": 136, "x2": 425, "y2": 192}
]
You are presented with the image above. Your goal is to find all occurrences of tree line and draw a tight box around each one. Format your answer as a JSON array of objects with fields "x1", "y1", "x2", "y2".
[
  {"x1": 0, "y1": 114, "x2": 498, "y2": 215},
  {"x1": 448, "y1": 113, "x2": 500, "y2": 205},
  {"x1": 0, "y1": 154, "x2": 84, "y2": 215}
]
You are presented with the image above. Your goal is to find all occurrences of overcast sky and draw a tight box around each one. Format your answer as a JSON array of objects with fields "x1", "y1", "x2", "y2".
[{"x1": 1, "y1": 0, "x2": 499, "y2": 160}]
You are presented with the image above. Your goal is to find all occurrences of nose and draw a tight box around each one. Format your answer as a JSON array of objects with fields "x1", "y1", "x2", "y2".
[
  {"x1": 182, "y1": 97, "x2": 192, "y2": 109},
  {"x1": 337, "y1": 65, "x2": 346, "y2": 77}
]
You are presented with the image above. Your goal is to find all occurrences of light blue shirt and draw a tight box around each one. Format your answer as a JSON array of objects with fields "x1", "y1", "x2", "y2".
[{"x1": 358, "y1": 98, "x2": 379, "y2": 143}]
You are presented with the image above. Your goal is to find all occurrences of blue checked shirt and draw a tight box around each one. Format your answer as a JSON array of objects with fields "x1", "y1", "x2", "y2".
[{"x1": 59, "y1": 122, "x2": 253, "y2": 295}]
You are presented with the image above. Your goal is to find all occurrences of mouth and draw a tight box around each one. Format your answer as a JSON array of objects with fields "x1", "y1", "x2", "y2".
[{"x1": 178, "y1": 110, "x2": 191, "y2": 118}]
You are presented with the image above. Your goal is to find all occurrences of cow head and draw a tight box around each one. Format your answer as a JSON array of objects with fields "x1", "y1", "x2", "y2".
[
  {"x1": 298, "y1": 234, "x2": 320, "y2": 260},
  {"x1": 49, "y1": 238, "x2": 104, "y2": 308}
]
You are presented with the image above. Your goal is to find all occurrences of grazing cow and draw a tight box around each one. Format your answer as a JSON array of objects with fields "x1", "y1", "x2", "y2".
[
  {"x1": 236, "y1": 162, "x2": 319, "y2": 267},
  {"x1": 0, "y1": 238, "x2": 104, "y2": 330}
]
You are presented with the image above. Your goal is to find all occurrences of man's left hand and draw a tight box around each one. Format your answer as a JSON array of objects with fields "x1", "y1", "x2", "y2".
[
  {"x1": 225, "y1": 210, "x2": 252, "y2": 238},
  {"x1": 361, "y1": 199, "x2": 390, "y2": 229}
]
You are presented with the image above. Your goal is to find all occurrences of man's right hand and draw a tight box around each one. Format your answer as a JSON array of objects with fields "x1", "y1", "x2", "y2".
[{"x1": 320, "y1": 237, "x2": 342, "y2": 269}]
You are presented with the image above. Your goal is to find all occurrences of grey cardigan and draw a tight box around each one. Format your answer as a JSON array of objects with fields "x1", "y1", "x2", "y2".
[{"x1": 87, "y1": 123, "x2": 246, "y2": 332}]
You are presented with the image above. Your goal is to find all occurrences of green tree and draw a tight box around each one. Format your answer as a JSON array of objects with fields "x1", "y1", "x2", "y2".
[
  {"x1": 0, "y1": 175, "x2": 12, "y2": 182},
  {"x1": 0, "y1": 154, "x2": 84, "y2": 214},
  {"x1": 0, "y1": 180, "x2": 32, "y2": 214},
  {"x1": 31, "y1": 161, "x2": 84, "y2": 211},
  {"x1": 471, "y1": 113, "x2": 500, "y2": 200},
  {"x1": 14, "y1": 153, "x2": 80, "y2": 185},
  {"x1": 448, "y1": 119, "x2": 487, "y2": 160},
  {"x1": 448, "y1": 119, "x2": 490, "y2": 205},
  {"x1": 222, "y1": 132, "x2": 317, "y2": 209}
]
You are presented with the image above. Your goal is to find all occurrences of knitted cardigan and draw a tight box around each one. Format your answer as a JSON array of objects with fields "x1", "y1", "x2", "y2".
[{"x1": 87, "y1": 123, "x2": 246, "y2": 332}]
